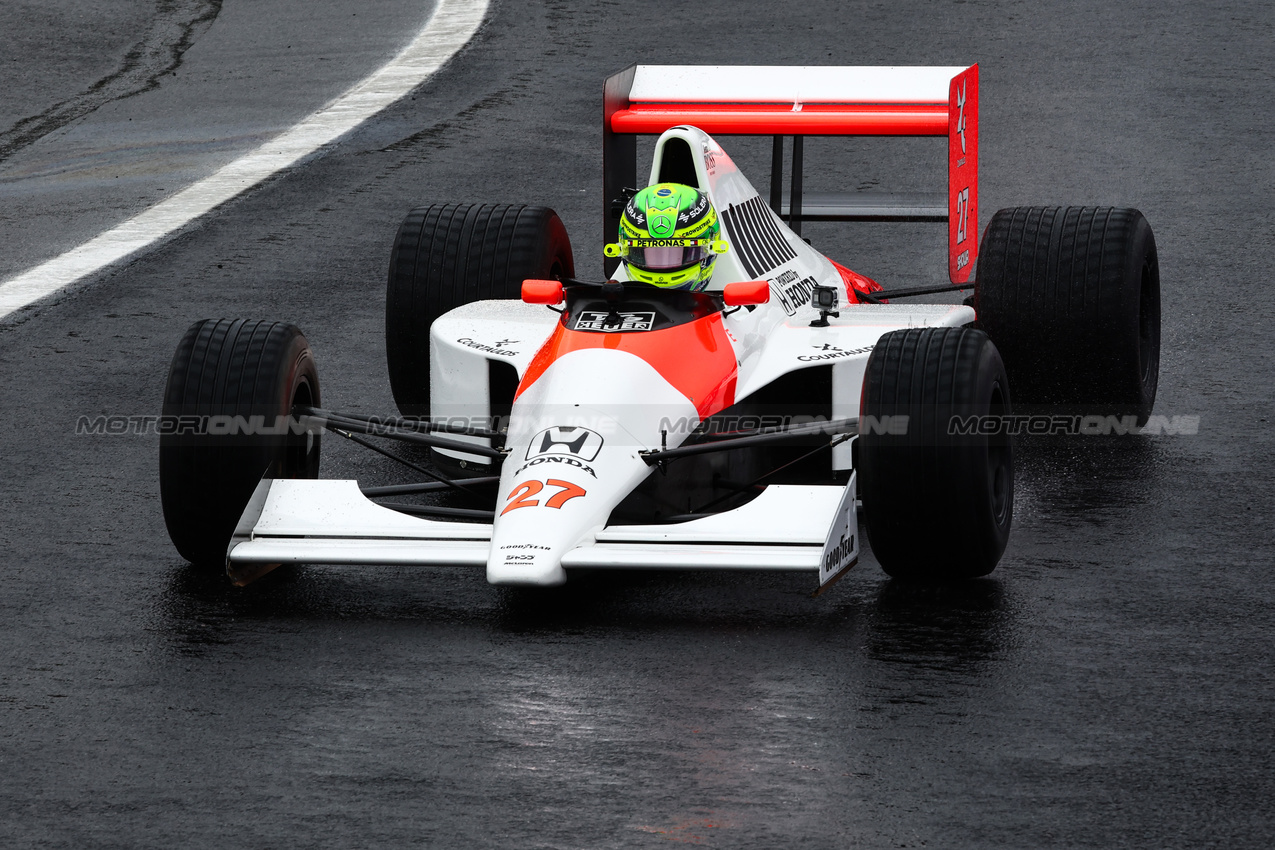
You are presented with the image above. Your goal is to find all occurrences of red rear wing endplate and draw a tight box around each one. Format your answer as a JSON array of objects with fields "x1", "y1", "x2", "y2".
[{"x1": 603, "y1": 64, "x2": 979, "y2": 283}]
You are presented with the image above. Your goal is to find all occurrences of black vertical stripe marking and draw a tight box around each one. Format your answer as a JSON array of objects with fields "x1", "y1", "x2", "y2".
[
  {"x1": 725, "y1": 202, "x2": 764, "y2": 278},
  {"x1": 721, "y1": 196, "x2": 797, "y2": 278}
]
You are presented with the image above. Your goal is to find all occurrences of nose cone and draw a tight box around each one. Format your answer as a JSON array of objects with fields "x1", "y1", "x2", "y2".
[
  {"x1": 487, "y1": 432, "x2": 654, "y2": 585},
  {"x1": 486, "y1": 348, "x2": 698, "y2": 585}
]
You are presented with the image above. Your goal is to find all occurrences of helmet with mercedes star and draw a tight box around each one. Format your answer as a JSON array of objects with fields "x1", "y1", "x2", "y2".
[{"x1": 606, "y1": 183, "x2": 728, "y2": 291}]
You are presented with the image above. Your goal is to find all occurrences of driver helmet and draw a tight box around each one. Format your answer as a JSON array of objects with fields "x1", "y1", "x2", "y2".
[{"x1": 608, "y1": 183, "x2": 727, "y2": 291}]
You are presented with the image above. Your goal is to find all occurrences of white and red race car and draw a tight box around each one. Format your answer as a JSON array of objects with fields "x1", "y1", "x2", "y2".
[{"x1": 159, "y1": 65, "x2": 1160, "y2": 589}]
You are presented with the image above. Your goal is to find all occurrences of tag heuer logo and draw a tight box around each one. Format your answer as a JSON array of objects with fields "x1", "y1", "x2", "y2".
[
  {"x1": 574, "y1": 311, "x2": 655, "y2": 332},
  {"x1": 526, "y1": 426, "x2": 604, "y2": 461}
]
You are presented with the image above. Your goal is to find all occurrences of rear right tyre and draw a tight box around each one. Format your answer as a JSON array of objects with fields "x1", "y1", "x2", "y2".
[{"x1": 975, "y1": 206, "x2": 1160, "y2": 423}]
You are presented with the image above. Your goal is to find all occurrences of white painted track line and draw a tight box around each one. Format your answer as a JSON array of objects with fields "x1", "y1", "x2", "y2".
[{"x1": 0, "y1": 0, "x2": 489, "y2": 321}]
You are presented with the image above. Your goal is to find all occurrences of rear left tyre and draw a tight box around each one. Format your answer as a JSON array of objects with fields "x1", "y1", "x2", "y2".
[
  {"x1": 159, "y1": 319, "x2": 321, "y2": 568},
  {"x1": 859, "y1": 327, "x2": 1013, "y2": 580}
]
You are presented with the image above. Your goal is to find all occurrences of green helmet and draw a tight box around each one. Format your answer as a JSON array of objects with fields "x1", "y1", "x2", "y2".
[{"x1": 607, "y1": 183, "x2": 727, "y2": 291}]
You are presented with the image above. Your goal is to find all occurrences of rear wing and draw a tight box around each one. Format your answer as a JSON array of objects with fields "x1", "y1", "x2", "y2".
[{"x1": 603, "y1": 64, "x2": 979, "y2": 283}]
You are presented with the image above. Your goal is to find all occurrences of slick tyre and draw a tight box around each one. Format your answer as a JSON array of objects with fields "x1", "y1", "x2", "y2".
[
  {"x1": 159, "y1": 319, "x2": 321, "y2": 569},
  {"x1": 859, "y1": 327, "x2": 1013, "y2": 580},
  {"x1": 975, "y1": 206, "x2": 1160, "y2": 423},
  {"x1": 385, "y1": 204, "x2": 575, "y2": 417}
]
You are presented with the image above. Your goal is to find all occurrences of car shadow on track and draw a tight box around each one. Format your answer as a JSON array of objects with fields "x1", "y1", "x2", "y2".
[
  {"x1": 156, "y1": 558, "x2": 1011, "y2": 670},
  {"x1": 858, "y1": 578, "x2": 1009, "y2": 673}
]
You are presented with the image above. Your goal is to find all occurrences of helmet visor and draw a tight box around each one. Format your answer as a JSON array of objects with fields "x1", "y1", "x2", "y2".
[{"x1": 624, "y1": 240, "x2": 710, "y2": 271}]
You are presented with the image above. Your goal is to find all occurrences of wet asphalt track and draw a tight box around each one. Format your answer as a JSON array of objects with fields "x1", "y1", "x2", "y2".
[{"x1": 2, "y1": 1, "x2": 1274, "y2": 847}]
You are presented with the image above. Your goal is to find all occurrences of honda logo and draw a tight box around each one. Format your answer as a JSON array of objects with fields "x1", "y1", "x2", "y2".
[{"x1": 525, "y1": 426, "x2": 604, "y2": 462}]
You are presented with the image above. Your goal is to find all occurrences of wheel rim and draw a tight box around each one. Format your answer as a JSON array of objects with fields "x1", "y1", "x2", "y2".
[
  {"x1": 1138, "y1": 257, "x2": 1156, "y2": 385},
  {"x1": 988, "y1": 381, "x2": 1011, "y2": 526},
  {"x1": 284, "y1": 378, "x2": 318, "y2": 478}
]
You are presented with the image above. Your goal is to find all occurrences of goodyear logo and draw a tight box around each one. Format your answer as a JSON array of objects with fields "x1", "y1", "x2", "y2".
[{"x1": 824, "y1": 533, "x2": 855, "y2": 574}]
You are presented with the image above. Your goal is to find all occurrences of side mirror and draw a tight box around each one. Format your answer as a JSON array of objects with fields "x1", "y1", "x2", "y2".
[
  {"x1": 522, "y1": 279, "x2": 564, "y2": 305},
  {"x1": 723, "y1": 280, "x2": 770, "y2": 307}
]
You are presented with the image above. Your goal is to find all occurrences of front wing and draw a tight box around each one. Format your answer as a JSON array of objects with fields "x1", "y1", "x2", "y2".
[{"x1": 226, "y1": 478, "x2": 859, "y2": 588}]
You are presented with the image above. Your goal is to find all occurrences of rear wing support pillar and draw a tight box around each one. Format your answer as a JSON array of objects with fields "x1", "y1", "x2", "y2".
[
  {"x1": 767, "y1": 135, "x2": 806, "y2": 237},
  {"x1": 769, "y1": 136, "x2": 784, "y2": 215},
  {"x1": 790, "y1": 135, "x2": 804, "y2": 237},
  {"x1": 603, "y1": 65, "x2": 638, "y2": 277}
]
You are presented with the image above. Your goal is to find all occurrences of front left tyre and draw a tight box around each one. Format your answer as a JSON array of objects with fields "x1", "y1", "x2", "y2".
[
  {"x1": 159, "y1": 319, "x2": 321, "y2": 568},
  {"x1": 858, "y1": 327, "x2": 1013, "y2": 580}
]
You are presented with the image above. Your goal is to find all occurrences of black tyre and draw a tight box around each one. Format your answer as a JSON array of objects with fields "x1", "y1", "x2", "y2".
[
  {"x1": 386, "y1": 204, "x2": 575, "y2": 416},
  {"x1": 976, "y1": 206, "x2": 1160, "y2": 423},
  {"x1": 859, "y1": 327, "x2": 1013, "y2": 580},
  {"x1": 159, "y1": 319, "x2": 321, "y2": 568}
]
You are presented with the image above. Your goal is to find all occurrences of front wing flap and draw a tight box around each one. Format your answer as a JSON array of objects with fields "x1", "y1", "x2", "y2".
[{"x1": 227, "y1": 477, "x2": 858, "y2": 587}]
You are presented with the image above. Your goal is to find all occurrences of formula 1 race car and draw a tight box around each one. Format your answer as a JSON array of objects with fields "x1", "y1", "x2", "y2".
[{"x1": 159, "y1": 65, "x2": 1160, "y2": 589}]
